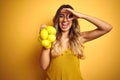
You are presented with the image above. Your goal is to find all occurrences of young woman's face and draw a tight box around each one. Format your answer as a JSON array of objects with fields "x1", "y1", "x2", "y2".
[{"x1": 58, "y1": 9, "x2": 73, "y2": 32}]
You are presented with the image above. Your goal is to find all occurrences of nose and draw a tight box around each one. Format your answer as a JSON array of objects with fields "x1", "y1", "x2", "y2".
[{"x1": 63, "y1": 17, "x2": 67, "y2": 22}]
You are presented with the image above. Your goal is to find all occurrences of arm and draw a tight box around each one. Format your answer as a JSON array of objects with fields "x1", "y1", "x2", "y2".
[
  {"x1": 39, "y1": 24, "x2": 51, "y2": 70},
  {"x1": 66, "y1": 8, "x2": 113, "y2": 43},
  {"x1": 80, "y1": 14, "x2": 112, "y2": 43},
  {"x1": 40, "y1": 48, "x2": 51, "y2": 70}
]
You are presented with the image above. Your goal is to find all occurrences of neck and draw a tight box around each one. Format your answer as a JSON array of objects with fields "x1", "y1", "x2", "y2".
[{"x1": 61, "y1": 31, "x2": 69, "y2": 39}]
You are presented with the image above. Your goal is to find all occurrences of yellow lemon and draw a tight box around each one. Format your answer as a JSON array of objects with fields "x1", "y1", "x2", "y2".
[
  {"x1": 46, "y1": 26, "x2": 56, "y2": 34},
  {"x1": 41, "y1": 40, "x2": 51, "y2": 48},
  {"x1": 45, "y1": 43, "x2": 51, "y2": 49},
  {"x1": 48, "y1": 34, "x2": 56, "y2": 42},
  {"x1": 40, "y1": 29, "x2": 48, "y2": 40}
]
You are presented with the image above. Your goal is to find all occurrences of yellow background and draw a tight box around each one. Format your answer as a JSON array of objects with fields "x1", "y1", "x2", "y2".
[{"x1": 0, "y1": 0, "x2": 120, "y2": 80}]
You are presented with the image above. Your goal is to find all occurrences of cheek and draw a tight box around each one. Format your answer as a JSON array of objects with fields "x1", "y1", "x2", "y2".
[
  {"x1": 59, "y1": 18, "x2": 63, "y2": 23},
  {"x1": 58, "y1": 19, "x2": 63, "y2": 27},
  {"x1": 69, "y1": 21, "x2": 73, "y2": 26}
]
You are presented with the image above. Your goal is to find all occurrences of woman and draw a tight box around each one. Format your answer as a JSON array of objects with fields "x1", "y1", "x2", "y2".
[{"x1": 40, "y1": 4, "x2": 112, "y2": 80}]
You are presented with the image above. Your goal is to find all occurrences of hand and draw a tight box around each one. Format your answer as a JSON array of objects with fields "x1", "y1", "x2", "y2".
[
  {"x1": 39, "y1": 24, "x2": 47, "y2": 33},
  {"x1": 61, "y1": 8, "x2": 85, "y2": 20}
]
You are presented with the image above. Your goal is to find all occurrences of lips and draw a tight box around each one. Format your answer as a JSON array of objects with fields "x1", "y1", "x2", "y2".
[{"x1": 62, "y1": 22, "x2": 68, "y2": 29}]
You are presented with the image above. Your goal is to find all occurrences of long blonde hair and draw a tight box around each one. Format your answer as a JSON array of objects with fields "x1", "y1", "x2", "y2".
[{"x1": 51, "y1": 4, "x2": 84, "y2": 59}]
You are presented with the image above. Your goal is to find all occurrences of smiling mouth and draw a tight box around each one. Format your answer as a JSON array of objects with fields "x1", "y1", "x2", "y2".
[{"x1": 62, "y1": 22, "x2": 69, "y2": 29}]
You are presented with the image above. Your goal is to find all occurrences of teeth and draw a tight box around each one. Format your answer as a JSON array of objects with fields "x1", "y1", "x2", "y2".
[{"x1": 62, "y1": 23, "x2": 68, "y2": 26}]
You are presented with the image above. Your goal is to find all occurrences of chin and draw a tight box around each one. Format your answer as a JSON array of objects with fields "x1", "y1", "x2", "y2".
[{"x1": 61, "y1": 28, "x2": 70, "y2": 32}]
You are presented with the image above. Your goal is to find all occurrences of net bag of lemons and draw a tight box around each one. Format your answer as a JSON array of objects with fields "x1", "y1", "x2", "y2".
[{"x1": 38, "y1": 26, "x2": 57, "y2": 49}]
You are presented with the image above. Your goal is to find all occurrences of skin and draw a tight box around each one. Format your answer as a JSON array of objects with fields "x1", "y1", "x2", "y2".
[{"x1": 40, "y1": 8, "x2": 112, "y2": 70}]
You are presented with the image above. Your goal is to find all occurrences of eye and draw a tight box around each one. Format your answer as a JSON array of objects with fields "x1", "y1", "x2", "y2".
[
  {"x1": 69, "y1": 14, "x2": 73, "y2": 18},
  {"x1": 59, "y1": 14, "x2": 64, "y2": 18}
]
